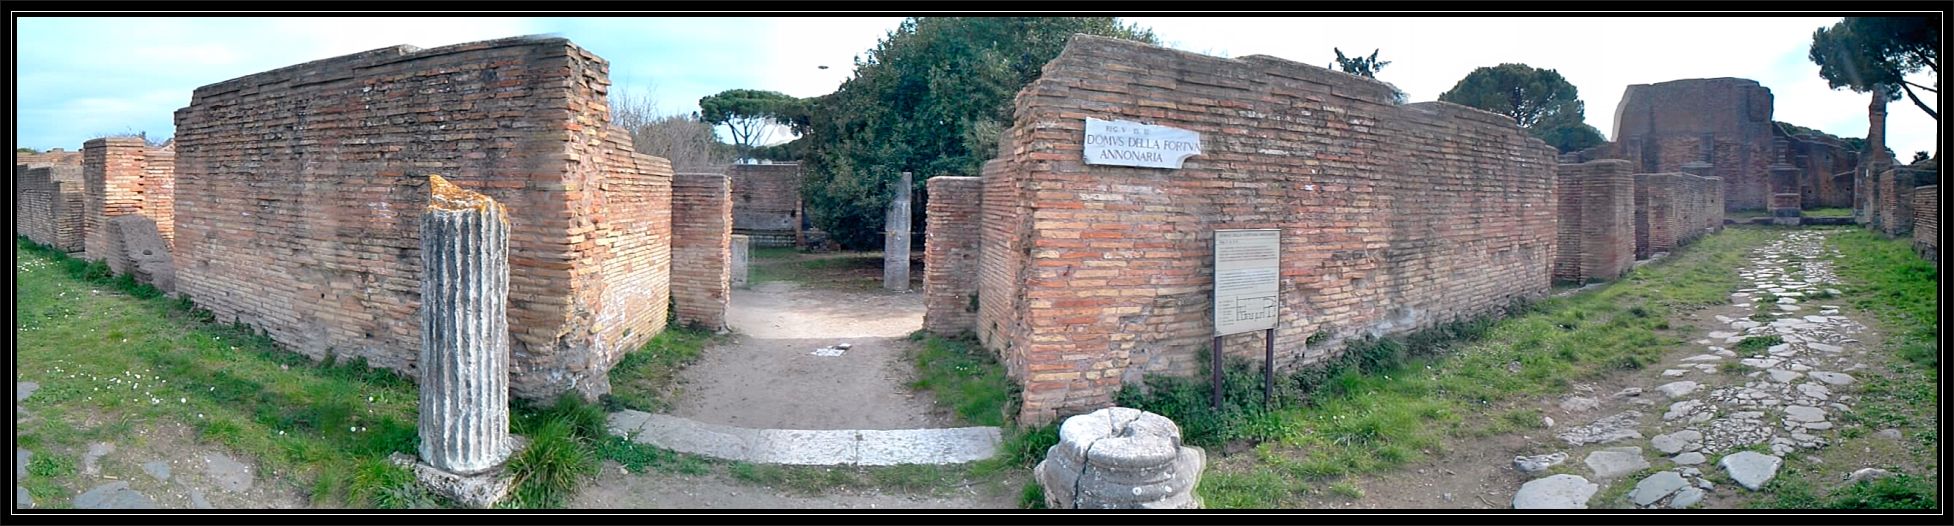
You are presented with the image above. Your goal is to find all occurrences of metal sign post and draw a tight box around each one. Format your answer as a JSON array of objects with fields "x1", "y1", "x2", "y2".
[{"x1": 1212, "y1": 229, "x2": 1280, "y2": 410}]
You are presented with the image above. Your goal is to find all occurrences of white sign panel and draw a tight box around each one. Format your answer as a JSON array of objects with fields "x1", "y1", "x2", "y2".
[
  {"x1": 1084, "y1": 117, "x2": 1202, "y2": 169},
  {"x1": 1214, "y1": 229, "x2": 1280, "y2": 336}
]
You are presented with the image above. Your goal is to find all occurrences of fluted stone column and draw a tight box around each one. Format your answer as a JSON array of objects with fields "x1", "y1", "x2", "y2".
[
  {"x1": 1035, "y1": 407, "x2": 1205, "y2": 509},
  {"x1": 418, "y1": 174, "x2": 512, "y2": 475},
  {"x1": 884, "y1": 171, "x2": 912, "y2": 291},
  {"x1": 393, "y1": 175, "x2": 520, "y2": 508}
]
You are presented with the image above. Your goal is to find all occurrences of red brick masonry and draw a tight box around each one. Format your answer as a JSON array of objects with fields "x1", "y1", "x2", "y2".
[{"x1": 171, "y1": 36, "x2": 675, "y2": 401}]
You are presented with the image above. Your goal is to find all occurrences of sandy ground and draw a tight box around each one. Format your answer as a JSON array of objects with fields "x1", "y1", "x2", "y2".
[{"x1": 666, "y1": 281, "x2": 952, "y2": 430}]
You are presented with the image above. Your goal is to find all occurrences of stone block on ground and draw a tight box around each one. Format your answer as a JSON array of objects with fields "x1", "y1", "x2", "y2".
[
  {"x1": 1584, "y1": 447, "x2": 1649, "y2": 479},
  {"x1": 1034, "y1": 407, "x2": 1203, "y2": 509},
  {"x1": 1512, "y1": 474, "x2": 1598, "y2": 509},
  {"x1": 1718, "y1": 451, "x2": 1783, "y2": 490}
]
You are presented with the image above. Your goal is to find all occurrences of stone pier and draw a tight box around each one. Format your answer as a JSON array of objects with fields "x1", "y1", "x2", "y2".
[
  {"x1": 730, "y1": 234, "x2": 750, "y2": 289},
  {"x1": 885, "y1": 171, "x2": 913, "y2": 291},
  {"x1": 394, "y1": 175, "x2": 521, "y2": 508}
]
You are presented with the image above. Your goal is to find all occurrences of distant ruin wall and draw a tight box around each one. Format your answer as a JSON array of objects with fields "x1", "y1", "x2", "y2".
[
  {"x1": 172, "y1": 36, "x2": 673, "y2": 401},
  {"x1": 1914, "y1": 186, "x2": 1938, "y2": 264},
  {"x1": 1554, "y1": 160, "x2": 1634, "y2": 283},
  {"x1": 922, "y1": 176, "x2": 983, "y2": 335},
  {"x1": 728, "y1": 163, "x2": 802, "y2": 247},
  {"x1": 1612, "y1": 78, "x2": 1775, "y2": 212},
  {"x1": 15, "y1": 148, "x2": 83, "y2": 168},
  {"x1": 979, "y1": 36, "x2": 1557, "y2": 423},
  {"x1": 16, "y1": 164, "x2": 85, "y2": 252}
]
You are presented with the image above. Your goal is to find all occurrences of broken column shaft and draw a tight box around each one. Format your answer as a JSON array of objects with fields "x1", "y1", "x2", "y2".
[
  {"x1": 884, "y1": 171, "x2": 913, "y2": 291},
  {"x1": 418, "y1": 174, "x2": 513, "y2": 476}
]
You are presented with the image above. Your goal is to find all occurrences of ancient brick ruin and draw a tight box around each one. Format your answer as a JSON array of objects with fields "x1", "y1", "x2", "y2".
[
  {"x1": 1573, "y1": 78, "x2": 1859, "y2": 214},
  {"x1": 1554, "y1": 160, "x2": 1635, "y2": 283},
  {"x1": 1915, "y1": 185, "x2": 1938, "y2": 265},
  {"x1": 82, "y1": 137, "x2": 175, "y2": 262},
  {"x1": 928, "y1": 36, "x2": 1560, "y2": 423},
  {"x1": 169, "y1": 36, "x2": 719, "y2": 401},
  {"x1": 16, "y1": 163, "x2": 85, "y2": 253},
  {"x1": 728, "y1": 162, "x2": 804, "y2": 247}
]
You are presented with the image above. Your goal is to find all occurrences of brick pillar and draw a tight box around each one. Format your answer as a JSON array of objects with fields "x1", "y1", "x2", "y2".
[
  {"x1": 671, "y1": 172, "x2": 731, "y2": 330},
  {"x1": 1555, "y1": 161, "x2": 1634, "y2": 283},
  {"x1": 82, "y1": 137, "x2": 149, "y2": 262},
  {"x1": 885, "y1": 171, "x2": 913, "y2": 291},
  {"x1": 923, "y1": 176, "x2": 983, "y2": 334}
]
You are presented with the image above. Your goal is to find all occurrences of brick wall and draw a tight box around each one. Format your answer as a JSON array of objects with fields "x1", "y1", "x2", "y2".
[
  {"x1": 16, "y1": 164, "x2": 85, "y2": 252},
  {"x1": 143, "y1": 146, "x2": 177, "y2": 245},
  {"x1": 671, "y1": 172, "x2": 732, "y2": 330},
  {"x1": 1554, "y1": 160, "x2": 1634, "y2": 283},
  {"x1": 1915, "y1": 186, "x2": 1938, "y2": 264},
  {"x1": 922, "y1": 176, "x2": 983, "y2": 335},
  {"x1": 1673, "y1": 174, "x2": 1723, "y2": 245},
  {"x1": 1873, "y1": 165, "x2": 1936, "y2": 238},
  {"x1": 977, "y1": 159, "x2": 1032, "y2": 379},
  {"x1": 82, "y1": 137, "x2": 160, "y2": 262},
  {"x1": 728, "y1": 163, "x2": 802, "y2": 247},
  {"x1": 1631, "y1": 172, "x2": 1724, "y2": 257},
  {"x1": 172, "y1": 36, "x2": 674, "y2": 401},
  {"x1": 976, "y1": 36, "x2": 1557, "y2": 423}
]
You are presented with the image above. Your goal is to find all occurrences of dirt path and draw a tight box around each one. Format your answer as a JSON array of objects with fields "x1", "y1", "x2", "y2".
[{"x1": 665, "y1": 281, "x2": 951, "y2": 430}]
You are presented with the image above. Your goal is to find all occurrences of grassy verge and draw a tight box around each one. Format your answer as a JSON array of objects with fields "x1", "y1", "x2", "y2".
[
  {"x1": 1113, "y1": 227, "x2": 1778, "y2": 507},
  {"x1": 1747, "y1": 228, "x2": 1938, "y2": 509},
  {"x1": 901, "y1": 332, "x2": 1056, "y2": 507},
  {"x1": 12, "y1": 237, "x2": 680, "y2": 509},
  {"x1": 601, "y1": 326, "x2": 714, "y2": 413},
  {"x1": 14, "y1": 237, "x2": 436, "y2": 508}
]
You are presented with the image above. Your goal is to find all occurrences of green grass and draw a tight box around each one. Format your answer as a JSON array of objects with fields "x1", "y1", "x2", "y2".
[
  {"x1": 12, "y1": 237, "x2": 668, "y2": 509},
  {"x1": 1804, "y1": 207, "x2": 1855, "y2": 218},
  {"x1": 907, "y1": 333, "x2": 1011, "y2": 428},
  {"x1": 602, "y1": 326, "x2": 714, "y2": 413},
  {"x1": 1733, "y1": 335, "x2": 1784, "y2": 354},
  {"x1": 15, "y1": 237, "x2": 437, "y2": 508},
  {"x1": 746, "y1": 248, "x2": 916, "y2": 291},
  {"x1": 1112, "y1": 227, "x2": 1778, "y2": 507}
]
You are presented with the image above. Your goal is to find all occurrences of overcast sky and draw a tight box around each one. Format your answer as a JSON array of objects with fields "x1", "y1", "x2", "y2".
[{"x1": 13, "y1": 16, "x2": 1939, "y2": 158}]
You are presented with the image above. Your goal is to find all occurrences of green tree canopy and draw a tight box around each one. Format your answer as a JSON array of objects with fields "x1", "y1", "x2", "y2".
[
  {"x1": 1438, "y1": 63, "x2": 1604, "y2": 153},
  {"x1": 699, "y1": 89, "x2": 805, "y2": 161},
  {"x1": 1331, "y1": 47, "x2": 1390, "y2": 78},
  {"x1": 1809, "y1": 16, "x2": 1939, "y2": 120},
  {"x1": 799, "y1": 17, "x2": 1157, "y2": 249}
]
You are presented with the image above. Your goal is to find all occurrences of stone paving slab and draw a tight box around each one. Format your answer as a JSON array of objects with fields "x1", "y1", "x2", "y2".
[{"x1": 607, "y1": 410, "x2": 1001, "y2": 466}]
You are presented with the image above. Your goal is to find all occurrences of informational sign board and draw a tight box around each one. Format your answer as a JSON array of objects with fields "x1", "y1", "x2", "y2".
[
  {"x1": 1083, "y1": 117, "x2": 1202, "y2": 169},
  {"x1": 1213, "y1": 229, "x2": 1280, "y2": 336}
]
